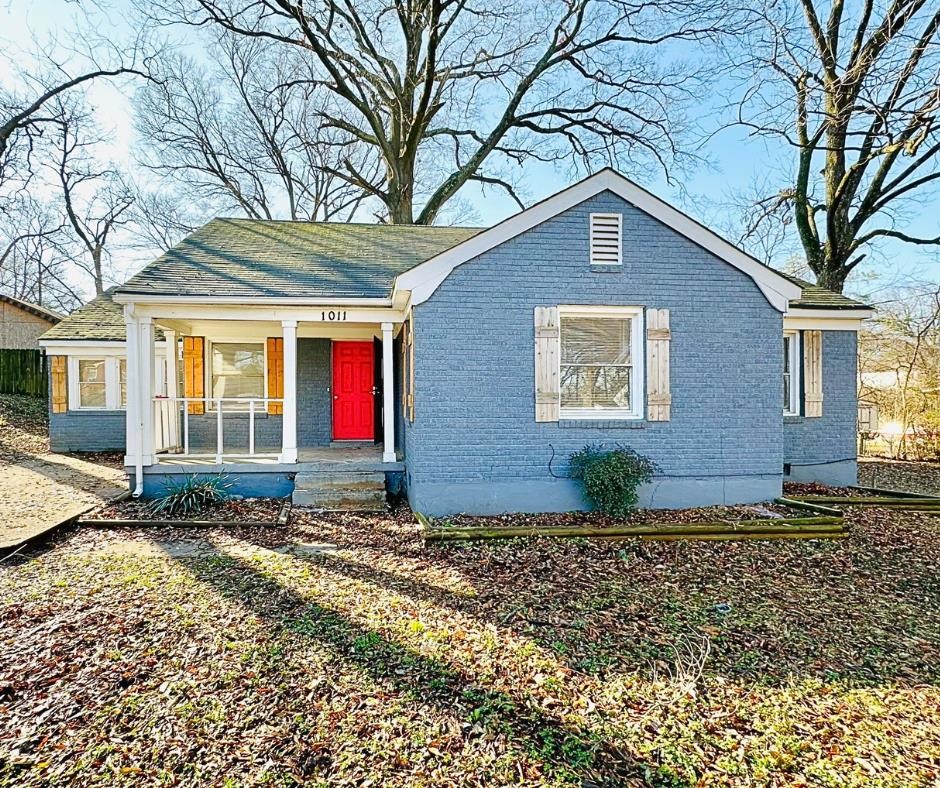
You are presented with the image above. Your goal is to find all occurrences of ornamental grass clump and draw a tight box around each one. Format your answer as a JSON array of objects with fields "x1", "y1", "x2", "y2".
[
  {"x1": 149, "y1": 473, "x2": 233, "y2": 517},
  {"x1": 569, "y1": 444, "x2": 658, "y2": 517}
]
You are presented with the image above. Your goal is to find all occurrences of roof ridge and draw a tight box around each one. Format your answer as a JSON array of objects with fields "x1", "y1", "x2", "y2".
[{"x1": 209, "y1": 217, "x2": 488, "y2": 230}]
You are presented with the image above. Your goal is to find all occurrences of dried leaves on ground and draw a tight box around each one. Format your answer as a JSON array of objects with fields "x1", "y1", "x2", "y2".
[
  {"x1": 86, "y1": 497, "x2": 286, "y2": 523},
  {"x1": 0, "y1": 394, "x2": 48, "y2": 459},
  {"x1": 2, "y1": 473, "x2": 940, "y2": 785}
]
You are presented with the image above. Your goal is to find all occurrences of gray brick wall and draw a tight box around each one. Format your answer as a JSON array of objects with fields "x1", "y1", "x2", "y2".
[
  {"x1": 297, "y1": 338, "x2": 332, "y2": 448},
  {"x1": 783, "y1": 330, "x2": 858, "y2": 485},
  {"x1": 50, "y1": 411, "x2": 126, "y2": 452},
  {"x1": 405, "y1": 190, "x2": 786, "y2": 514}
]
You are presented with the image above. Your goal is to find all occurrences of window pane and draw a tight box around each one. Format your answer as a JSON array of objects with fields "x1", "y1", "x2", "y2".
[
  {"x1": 211, "y1": 343, "x2": 264, "y2": 401},
  {"x1": 561, "y1": 317, "x2": 632, "y2": 365},
  {"x1": 78, "y1": 359, "x2": 105, "y2": 384},
  {"x1": 78, "y1": 359, "x2": 107, "y2": 408},
  {"x1": 783, "y1": 335, "x2": 791, "y2": 373},
  {"x1": 119, "y1": 359, "x2": 127, "y2": 407},
  {"x1": 79, "y1": 383, "x2": 106, "y2": 408},
  {"x1": 561, "y1": 365, "x2": 631, "y2": 409},
  {"x1": 784, "y1": 373, "x2": 791, "y2": 410}
]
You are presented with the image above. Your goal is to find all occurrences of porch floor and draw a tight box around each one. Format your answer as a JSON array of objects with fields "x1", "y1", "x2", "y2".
[{"x1": 151, "y1": 445, "x2": 404, "y2": 474}]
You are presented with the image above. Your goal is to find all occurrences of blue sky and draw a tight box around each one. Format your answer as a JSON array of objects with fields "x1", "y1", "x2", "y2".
[{"x1": 3, "y1": 0, "x2": 938, "y2": 304}]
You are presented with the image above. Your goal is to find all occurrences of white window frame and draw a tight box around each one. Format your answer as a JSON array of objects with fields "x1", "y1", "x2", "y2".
[
  {"x1": 205, "y1": 338, "x2": 268, "y2": 410},
  {"x1": 558, "y1": 305, "x2": 644, "y2": 420},
  {"x1": 784, "y1": 330, "x2": 801, "y2": 416},
  {"x1": 68, "y1": 356, "x2": 122, "y2": 411},
  {"x1": 589, "y1": 212, "x2": 623, "y2": 266}
]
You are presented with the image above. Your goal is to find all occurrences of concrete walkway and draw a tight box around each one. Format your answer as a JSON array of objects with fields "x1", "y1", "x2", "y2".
[{"x1": 0, "y1": 453, "x2": 126, "y2": 549}]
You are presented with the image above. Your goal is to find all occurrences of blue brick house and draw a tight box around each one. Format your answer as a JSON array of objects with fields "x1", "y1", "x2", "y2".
[{"x1": 39, "y1": 170, "x2": 871, "y2": 514}]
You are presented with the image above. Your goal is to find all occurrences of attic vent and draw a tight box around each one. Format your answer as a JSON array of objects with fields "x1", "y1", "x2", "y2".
[{"x1": 589, "y1": 213, "x2": 622, "y2": 265}]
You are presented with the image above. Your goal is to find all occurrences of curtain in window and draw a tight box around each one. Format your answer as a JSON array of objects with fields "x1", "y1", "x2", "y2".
[
  {"x1": 78, "y1": 359, "x2": 106, "y2": 408},
  {"x1": 211, "y1": 343, "x2": 264, "y2": 404},
  {"x1": 560, "y1": 317, "x2": 632, "y2": 410}
]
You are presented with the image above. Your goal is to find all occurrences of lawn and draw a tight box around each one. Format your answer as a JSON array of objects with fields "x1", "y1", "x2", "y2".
[{"x1": 2, "y1": 496, "x2": 939, "y2": 786}]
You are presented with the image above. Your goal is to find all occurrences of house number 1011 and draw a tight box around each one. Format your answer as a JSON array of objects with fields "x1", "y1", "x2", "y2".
[{"x1": 321, "y1": 310, "x2": 347, "y2": 321}]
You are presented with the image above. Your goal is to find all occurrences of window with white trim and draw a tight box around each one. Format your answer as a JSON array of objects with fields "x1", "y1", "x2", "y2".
[
  {"x1": 589, "y1": 213, "x2": 622, "y2": 265},
  {"x1": 119, "y1": 358, "x2": 128, "y2": 408},
  {"x1": 77, "y1": 359, "x2": 107, "y2": 408},
  {"x1": 559, "y1": 306, "x2": 643, "y2": 419},
  {"x1": 209, "y1": 342, "x2": 265, "y2": 407},
  {"x1": 784, "y1": 331, "x2": 800, "y2": 415}
]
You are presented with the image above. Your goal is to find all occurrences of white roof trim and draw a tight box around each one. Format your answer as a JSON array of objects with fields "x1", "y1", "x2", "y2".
[
  {"x1": 395, "y1": 169, "x2": 803, "y2": 312},
  {"x1": 39, "y1": 339, "x2": 168, "y2": 353},
  {"x1": 784, "y1": 308, "x2": 872, "y2": 332},
  {"x1": 112, "y1": 293, "x2": 392, "y2": 307}
]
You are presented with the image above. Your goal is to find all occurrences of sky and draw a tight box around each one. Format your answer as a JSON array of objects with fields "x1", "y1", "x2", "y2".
[{"x1": 3, "y1": 0, "x2": 938, "y2": 307}]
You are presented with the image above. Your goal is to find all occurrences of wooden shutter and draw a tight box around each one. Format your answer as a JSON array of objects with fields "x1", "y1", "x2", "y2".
[
  {"x1": 182, "y1": 336, "x2": 205, "y2": 414},
  {"x1": 804, "y1": 329, "x2": 823, "y2": 417},
  {"x1": 266, "y1": 337, "x2": 284, "y2": 414},
  {"x1": 50, "y1": 356, "x2": 67, "y2": 413},
  {"x1": 401, "y1": 318, "x2": 415, "y2": 422},
  {"x1": 534, "y1": 306, "x2": 560, "y2": 422},
  {"x1": 646, "y1": 309, "x2": 671, "y2": 421}
]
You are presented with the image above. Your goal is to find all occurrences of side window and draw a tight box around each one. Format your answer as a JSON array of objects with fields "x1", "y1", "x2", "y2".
[
  {"x1": 77, "y1": 359, "x2": 107, "y2": 408},
  {"x1": 558, "y1": 307, "x2": 643, "y2": 418},
  {"x1": 783, "y1": 331, "x2": 800, "y2": 415}
]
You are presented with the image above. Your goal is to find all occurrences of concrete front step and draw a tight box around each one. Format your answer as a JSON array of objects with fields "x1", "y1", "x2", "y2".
[{"x1": 292, "y1": 471, "x2": 387, "y2": 511}]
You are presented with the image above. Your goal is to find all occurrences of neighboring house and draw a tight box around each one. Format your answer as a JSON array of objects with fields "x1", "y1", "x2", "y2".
[
  {"x1": 39, "y1": 170, "x2": 872, "y2": 515},
  {"x1": 0, "y1": 294, "x2": 62, "y2": 349}
]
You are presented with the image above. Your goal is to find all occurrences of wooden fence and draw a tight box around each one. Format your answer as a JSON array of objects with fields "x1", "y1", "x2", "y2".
[{"x1": 0, "y1": 349, "x2": 47, "y2": 397}]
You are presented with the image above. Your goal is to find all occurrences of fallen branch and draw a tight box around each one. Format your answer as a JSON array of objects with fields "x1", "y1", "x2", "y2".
[
  {"x1": 775, "y1": 497, "x2": 843, "y2": 516},
  {"x1": 422, "y1": 516, "x2": 843, "y2": 542},
  {"x1": 642, "y1": 531, "x2": 846, "y2": 542}
]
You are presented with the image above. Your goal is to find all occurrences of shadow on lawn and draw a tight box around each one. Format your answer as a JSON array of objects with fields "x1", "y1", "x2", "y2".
[
  {"x1": 277, "y1": 511, "x2": 940, "y2": 689},
  {"x1": 170, "y1": 544, "x2": 649, "y2": 786}
]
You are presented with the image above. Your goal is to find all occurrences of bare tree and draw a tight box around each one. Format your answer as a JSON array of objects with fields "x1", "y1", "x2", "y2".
[
  {"x1": 860, "y1": 282, "x2": 940, "y2": 457},
  {"x1": 0, "y1": 34, "x2": 154, "y2": 191},
  {"x1": 136, "y1": 36, "x2": 376, "y2": 221},
  {"x1": 0, "y1": 198, "x2": 82, "y2": 311},
  {"x1": 127, "y1": 187, "x2": 205, "y2": 253},
  {"x1": 51, "y1": 104, "x2": 135, "y2": 295},
  {"x1": 733, "y1": 0, "x2": 940, "y2": 292},
  {"x1": 148, "y1": 0, "x2": 740, "y2": 224}
]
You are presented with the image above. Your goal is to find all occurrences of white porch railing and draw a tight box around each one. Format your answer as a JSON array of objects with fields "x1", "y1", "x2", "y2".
[{"x1": 153, "y1": 396, "x2": 284, "y2": 463}]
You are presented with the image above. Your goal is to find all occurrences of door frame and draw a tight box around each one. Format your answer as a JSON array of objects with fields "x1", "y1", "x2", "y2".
[{"x1": 330, "y1": 339, "x2": 376, "y2": 441}]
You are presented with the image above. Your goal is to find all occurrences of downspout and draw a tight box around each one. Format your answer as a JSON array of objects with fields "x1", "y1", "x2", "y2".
[{"x1": 126, "y1": 304, "x2": 145, "y2": 498}]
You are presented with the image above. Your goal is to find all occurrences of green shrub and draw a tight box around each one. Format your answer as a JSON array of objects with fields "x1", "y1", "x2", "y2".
[
  {"x1": 149, "y1": 473, "x2": 233, "y2": 517},
  {"x1": 569, "y1": 444, "x2": 658, "y2": 517}
]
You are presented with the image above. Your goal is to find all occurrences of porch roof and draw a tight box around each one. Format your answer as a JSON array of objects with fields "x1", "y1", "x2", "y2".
[
  {"x1": 115, "y1": 219, "x2": 482, "y2": 301},
  {"x1": 39, "y1": 288, "x2": 165, "y2": 343}
]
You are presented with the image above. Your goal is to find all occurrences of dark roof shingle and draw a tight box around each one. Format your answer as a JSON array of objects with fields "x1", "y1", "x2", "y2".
[
  {"x1": 116, "y1": 219, "x2": 482, "y2": 300},
  {"x1": 0, "y1": 293, "x2": 63, "y2": 322},
  {"x1": 40, "y1": 288, "x2": 164, "y2": 343},
  {"x1": 776, "y1": 271, "x2": 870, "y2": 310}
]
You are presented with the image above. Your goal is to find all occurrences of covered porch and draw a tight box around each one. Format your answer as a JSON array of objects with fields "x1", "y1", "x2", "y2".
[{"x1": 121, "y1": 301, "x2": 411, "y2": 493}]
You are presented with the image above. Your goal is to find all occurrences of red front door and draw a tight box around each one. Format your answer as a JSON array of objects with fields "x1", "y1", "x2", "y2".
[{"x1": 332, "y1": 341, "x2": 375, "y2": 440}]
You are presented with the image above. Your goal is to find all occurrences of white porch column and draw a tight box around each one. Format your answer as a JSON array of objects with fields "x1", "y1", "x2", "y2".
[
  {"x1": 164, "y1": 329, "x2": 179, "y2": 448},
  {"x1": 381, "y1": 321, "x2": 396, "y2": 463},
  {"x1": 124, "y1": 310, "x2": 141, "y2": 468},
  {"x1": 138, "y1": 316, "x2": 155, "y2": 465},
  {"x1": 280, "y1": 320, "x2": 298, "y2": 463}
]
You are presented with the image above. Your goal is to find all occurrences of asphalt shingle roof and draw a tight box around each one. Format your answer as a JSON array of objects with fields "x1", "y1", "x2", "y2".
[
  {"x1": 44, "y1": 220, "x2": 871, "y2": 342},
  {"x1": 40, "y1": 288, "x2": 164, "y2": 343},
  {"x1": 116, "y1": 219, "x2": 483, "y2": 300},
  {"x1": 776, "y1": 271, "x2": 870, "y2": 310},
  {"x1": 0, "y1": 294, "x2": 63, "y2": 322}
]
